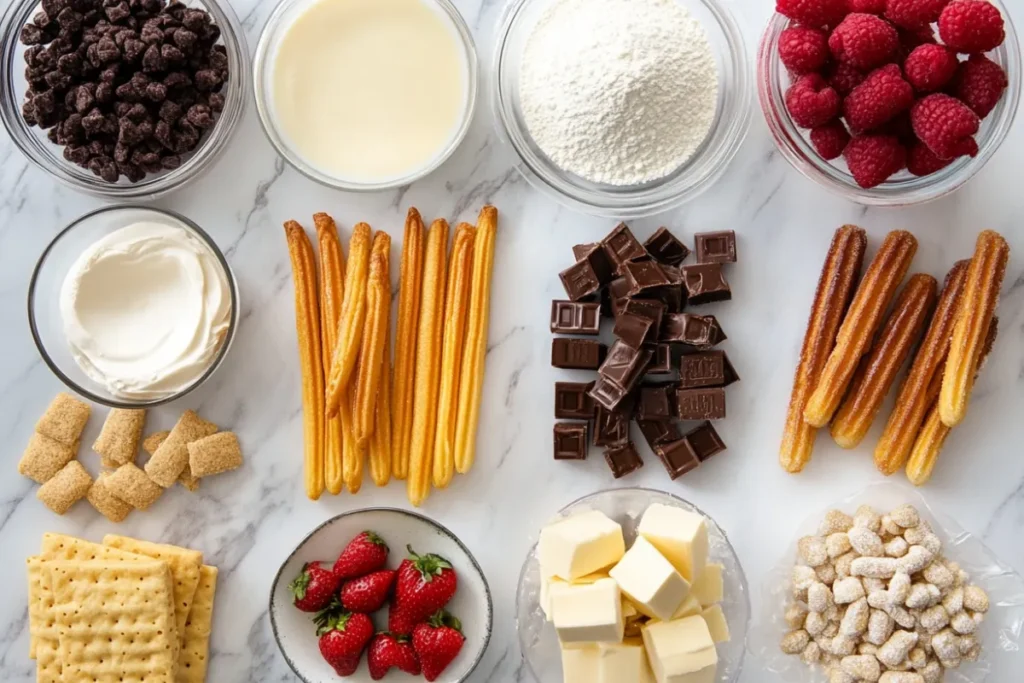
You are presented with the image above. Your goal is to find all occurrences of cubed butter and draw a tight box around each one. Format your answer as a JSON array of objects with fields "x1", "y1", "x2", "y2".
[
  {"x1": 622, "y1": 596, "x2": 640, "y2": 620},
  {"x1": 701, "y1": 604, "x2": 730, "y2": 643},
  {"x1": 551, "y1": 577, "x2": 624, "y2": 645},
  {"x1": 642, "y1": 615, "x2": 718, "y2": 683},
  {"x1": 542, "y1": 571, "x2": 610, "y2": 621},
  {"x1": 671, "y1": 594, "x2": 702, "y2": 620},
  {"x1": 562, "y1": 646, "x2": 600, "y2": 682},
  {"x1": 540, "y1": 510, "x2": 626, "y2": 581},
  {"x1": 638, "y1": 504, "x2": 709, "y2": 582},
  {"x1": 610, "y1": 536, "x2": 690, "y2": 621},
  {"x1": 595, "y1": 640, "x2": 648, "y2": 683},
  {"x1": 690, "y1": 563, "x2": 724, "y2": 607}
]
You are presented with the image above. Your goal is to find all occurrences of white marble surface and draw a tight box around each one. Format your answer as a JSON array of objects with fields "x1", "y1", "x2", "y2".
[{"x1": 1, "y1": 0, "x2": 1023, "y2": 681}]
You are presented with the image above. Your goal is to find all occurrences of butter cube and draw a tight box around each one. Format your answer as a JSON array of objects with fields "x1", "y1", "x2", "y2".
[
  {"x1": 562, "y1": 646, "x2": 600, "y2": 681},
  {"x1": 638, "y1": 504, "x2": 709, "y2": 582},
  {"x1": 691, "y1": 563, "x2": 724, "y2": 607},
  {"x1": 701, "y1": 604, "x2": 730, "y2": 643},
  {"x1": 671, "y1": 594, "x2": 703, "y2": 620},
  {"x1": 610, "y1": 536, "x2": 690, "y2": 621},
  {"x1": 597, "y1": 640, "x2": 648, "y2": 683},
  {"x1": 642, "y1": 615, "x2": 718, "y2": 683},
  {"x1": 542, "y1": 571, "x2": 609, "y2": 621},
  {"x1": 540, "y1": 510, "x2": 626, "y2": 581},
  {"x1": 622, "y1": 597, "x2": 639, "y2": 620},
  {"x1": 552, "y1": 578, "x2": 624, "y2": 645}
]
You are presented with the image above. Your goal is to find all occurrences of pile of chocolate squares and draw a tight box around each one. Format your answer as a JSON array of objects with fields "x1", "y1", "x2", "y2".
[{"x1": 551, "y1": 223, "x2": 740, "y2": 480}]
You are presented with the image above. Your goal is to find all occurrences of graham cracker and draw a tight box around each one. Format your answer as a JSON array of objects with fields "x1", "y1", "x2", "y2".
[
  {"x1": 86, "y1": 473, "x2": 133, "y2": 523},
  {"x1": 143, "y1": 430, "x2": 171, "y2": 455},
  {"x1": 179, "y1": 464, "x2": 201, "y2": 492},
  {"x1": 178, "y1": 565, "x2": 218, "y2": 683},
  {"x1": 105, "y1": 463, "x2": 164, "y2": 510},
  {"x1": 93, "y1": 408, "x2": 146, "y2": 466},
  {"x1": 145, "y1": 411, "x2": 218, "y2": 488},
  {"x1": 188, "y1": 432, "x2": 243, "y2": 478},
  {"x1": 27, "y1": 556, "x2": 42, "y2": 659},
  {"x1": 36, "y1": 460, "x2": 92, "y2": 515},
  {"x1": 18, "y1": 433, "x2": 76, "y2": 484},
  {"x1": 35, "y1": 393, "x2": 90, "y2": 446}
]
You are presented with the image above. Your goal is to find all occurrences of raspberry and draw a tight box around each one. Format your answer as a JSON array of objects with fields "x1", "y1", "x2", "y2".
[
  {"x1": 811, "y1": 120, "x2": 852, "y2": 159},
  {"x1": 938, "y1": 1, "x2": 1005, "y2": 53},
  {"x1": 776, "y1": 0, "x2": 849, "y2": 28},
  {"x1": 911, "y1": 93, "x2": 980, "y2": 159},
  {"x1": 779, "y1": 26, "x2": 831, "y2": 74},
  {"x1": 827, "y1": 61, "x2": 866, "y2": 94},
  {"x1": 828, "y1": 13, "x2": 900, "y2": 70},
  {"x1": 951, "y1": 54, "x2": 1008, "y2": 118},
  {"x1": 843, "y1": 64, "x2": 915, "y2": 131},
  {"x1": 786, "y1": 74, "x2": 842, "y2": 128},
  {"x1": 897, "y1": 25, "x2": 936, "y2": 60},
  {"x1": 907, "y1": 139, "x2": 955, "y2": 175},
  {"x1": 844, "y1": 134, "x2": 907, "y2": 187},
  {"x1": 904, "y1": 44, "x2": 959, "y2": 92},
  {"x1": 849, "y1": 0, "x2": 887, "y2": 13},
  {"x1": 885, "y1": 0, "x2": 951, "y2": 29}
]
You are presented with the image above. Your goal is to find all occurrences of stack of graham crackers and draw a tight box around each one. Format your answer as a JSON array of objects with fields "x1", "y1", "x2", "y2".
[{"x1": 26, "y1": 532, "x2": 217, "y2": 683}]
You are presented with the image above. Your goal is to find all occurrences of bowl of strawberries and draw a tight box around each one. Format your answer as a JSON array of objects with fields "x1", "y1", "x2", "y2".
[
  {"x1": 758, "y1": 0, "x2": 1021, "y2": 205},
  {"x1": 269, "y1": 509, "x2": 493, "y2": 682}
]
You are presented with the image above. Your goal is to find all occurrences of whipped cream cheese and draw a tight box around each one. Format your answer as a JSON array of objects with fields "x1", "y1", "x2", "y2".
[{"x1": 60, "y1": 221, "x2": 231, "y2": 400}]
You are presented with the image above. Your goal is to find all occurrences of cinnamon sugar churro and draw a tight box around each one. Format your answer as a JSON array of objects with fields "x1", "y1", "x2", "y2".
[
  {"x1": 316, "y1": 214, "x2": 346, "y2": 495},
  {"x1": 341, "y1": 374, "x2": 364, "y2": 494},
  {"x1": 392, "y1": 209, "x2": 426, "y2": 481},
  {"x1": 369, "y1": 332, "x2": 392, "y2": 487},
  {"x1": 326, "y1": 223, "x2": 372, "y2": 418},
  {"x1": 353, "y1": 233, "x2": 392, "y2": 448}
]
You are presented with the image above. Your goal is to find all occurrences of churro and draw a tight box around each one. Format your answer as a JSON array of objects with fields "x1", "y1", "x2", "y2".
[
  {"x1": 454, "y1": 206, "x2": 499, "y2": 475},
  {"x1": 285, "y1": 221, "x2": 325, "y2": 500},
  {"x1": 316, "y1": 214, "x2": 346, "y2": 495},
  {"x1": 341, "y1": 375, "x2": 363, "y2": 494},
  {"x1": 353, "y1": 233, "x2": 392, "y2": 448},
  {"x1": 368, "y1": 331, "x2": 392, "y2": 487},
  {"x1": 939, "y1": 230, "x2": 1009, "y2": 427},
  {"x1": 779, "y1": 225, "x2": 867, "y2": 473},
  {"x1": 392, "y1": 208, "x2": 426, "y2": 481},
  {"x1": 831, "y1": 273, "x2": 937, "y2": 449},
  {"x1": 407, "y1": 219, "x2": 450, "y2": 506},
  {"x1": 326, "y1": 223, "x2": 372, "y2": 418},
  {"x1": 433, "y1": 224, "x2": 476, "y2": 489},
  {"x1": 804, "y1": 230, "x2": 917, "y2": 428},
  {"x1": 875, "y1": 261, "x2": 968, "y2": 475}
]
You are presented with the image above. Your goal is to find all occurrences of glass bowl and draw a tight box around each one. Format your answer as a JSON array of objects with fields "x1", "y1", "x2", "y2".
[
  {"x1": 757, "y1": 5, "x2": 1021, "y2": 207},
  {"x1": 493, "y1": 0, "x2": 751, "y2": 219},
  {"x1": 0, "y1": 0, "x2": 249, "y2": 200},
  {"x1": 253, "y1": 0, "x2": 479, "y2": 192},
  {"x1": 515, "y1": 487, "x2": 751, "y2": 683},
  {"x1": 28, "y1": 205, "x2": 239, "y2": 409}
]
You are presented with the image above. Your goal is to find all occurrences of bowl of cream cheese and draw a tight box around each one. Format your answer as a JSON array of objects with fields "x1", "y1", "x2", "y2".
[{"x1": 28, "y1": 205, "x2": 238, "y2": 408}]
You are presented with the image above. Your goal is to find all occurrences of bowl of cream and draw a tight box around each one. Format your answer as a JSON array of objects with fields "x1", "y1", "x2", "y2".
[
  {"x1": 254, "y1": 0, "x2": 478, "y2": 190},
  {"x1": 28, "y1": 206, "x2": 238, "y2": 408}
]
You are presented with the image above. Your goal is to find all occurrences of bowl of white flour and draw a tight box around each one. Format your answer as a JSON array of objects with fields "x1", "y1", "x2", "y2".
[{"x1": 493, "y1": 0, "x2": 750, "y2": 218}]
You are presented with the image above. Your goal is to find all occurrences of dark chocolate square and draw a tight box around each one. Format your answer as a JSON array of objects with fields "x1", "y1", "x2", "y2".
[
  {"x1": 589, "y1": 377, "x2": 629, "y2": 412},
  {"x1": 646, "y1": 344, "x2": 673, "y2": 376},
  {"x1": 661, "y1": 314, "x2": 724, "y2": 347},
  {"x1": 681, "y1": 264, "x2": 732, "y2": 305},
  {"x1": 594, "y1": 404, "x2": 630, "y2": 447},
  {"x1": 684, "y1": 421, "x2": 727, "y2": 461},
  {"x1": 554, "y1": 422, "x2": 588, "y2": 460},
  {"x1": 604, "y1": 441, "x2": 644, "y2": 478},
  {"x1": 637, "y1": 419, "x2": 682, "y2": 450},
  {"x1": 607, "y1": 277, "x2": 632, "y2": 318},
  {"x1": 695, "y1": 231, "x2": 737, "y2": 264},
  {"x1": 550, "y1": 300, "x2": 601, "y2": 335},
  {"x1": 676, "y1": 387, "x2": 726, "y2": 420},
  {"x1": 622, "y1": 260, "x2": 672, "y2": 297},
  {"x1": 552, "y1": 338, "x2": 607, "y2": 370},
  {"x1": 573, "y1": 243, "x2": 598, "y2": 261},
  {"x1": 723, "y1": 352, "x2": 740, "y2": 386},
  {"x1": 598, "y1": 341, "x2": 653, "y2": 392},
  {"x1": 613, "y1": 311, "x2": 654, "y2": 350},
  {"x1": 643, "y1": 227, "x2": 691, "y2": 266},
  {"x1": 555, "y1": 382, "x2": 596, "y2": 419},
  {"x1": 559, "y1": 259, "x2": 603, "y2": 302},
  {"x1": 622, "y1": 299, "x2": 665, "y2": 344},
  {"x1": 654, "y1": 438, "x2": 702, "y2": 479},
  {"x1": 678, "y1": 351, "x2": 727, "y2": 388},
  {"x1": 638, "y1": 385, "x2": 675, "y2": 421},
  {"x1": 601, "y1": 223, "x2": 647, "y2": 273}
]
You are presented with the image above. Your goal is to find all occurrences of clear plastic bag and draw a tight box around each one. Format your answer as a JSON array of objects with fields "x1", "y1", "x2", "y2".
[{"x1": 748, "y1": 482, "x2": 1024, "y2": 682}]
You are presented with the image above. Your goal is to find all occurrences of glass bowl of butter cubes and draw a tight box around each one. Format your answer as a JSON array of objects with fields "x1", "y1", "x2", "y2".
[{"x1": 516, "y1": 487, "x2": 751, "y2": 683}]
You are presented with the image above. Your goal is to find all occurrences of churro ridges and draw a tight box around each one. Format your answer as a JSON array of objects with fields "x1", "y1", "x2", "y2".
[
  {"x1": 780, "y1": 225, "x2": 867, "y2": 474},
  {"x1": 353, "y1": 233, "x2": 392, "y2": 449},
  {"x1": 369, "y1": 331, "x2": 392, "y2": 487},
  {"x1": 392, "y1": 208, "x2": 426, "y2": 481},
  {"x1": 326, "y1": 223, "x2": 372, "y2": 418},
  {"x1": 316, "y1": 214, "x2": 346, "y2": 495},
  {"x1": 341, "y1": 376, "x2": 364, "y2": 494},
  {"x1": 804, "y1": 230, "x2": 917, "y2": 429},
  {"x1": 940, "y1": 230, "x2": 1009, "y2": 428},
  {"x1": 831, "y1": 273, "x2": 937, "y2": 450},
  {"x1": 875, "y1": 261, "x2": 968, "y2": 475},
  {"x1": 432, "y1": 223, "x2": 476, "y2": 490}
]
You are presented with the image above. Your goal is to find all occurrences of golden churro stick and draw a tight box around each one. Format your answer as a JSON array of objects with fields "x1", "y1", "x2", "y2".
[
  {"x1": 831, "y1": 273, "x2": 937, "y2": 449},
  {"x1": 369, "y1": 331, "x2": 392, "y2": 487},
  {"x1": 316, "y1": 214, "x2": 346, "y2": 495},
  {"x1": 341, "y1": 376, "x2": 364, "y2": 494},
  {"x1": 433, "y1": 224, "x2": 476, "y2": 489},
  {"x1": 804, "y1": 230, "x2": 917, "y2": 428},
  {"x1": 353, "y1": 233, "x2": 392, "y2": 448},
  {"x1": 326, "y1": 223, "x2": 372, "y2": 417},
  {"x1": 779, "y1": 225, "x2": 867, "y2": 473},
  {"x1": 875, "y1": 261, "x2": 968, "y2": 475},
  {"x1": 940, "y1": 230, "x2": 1009, "y2": 427},
  {"x1": 407, "y1": 219, "x2": 450, "y2": 506},
  {"x1": 285, "y1": 221, "x2": 326, "y2": 500},
  {"x1": 392, "y1": 208, "x2": 425, "y2": 480}
]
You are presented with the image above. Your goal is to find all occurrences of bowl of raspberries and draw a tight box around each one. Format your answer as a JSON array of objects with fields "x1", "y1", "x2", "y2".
[{"x1": 758, "y1": 0, "x2": 1020, "y2": 203}]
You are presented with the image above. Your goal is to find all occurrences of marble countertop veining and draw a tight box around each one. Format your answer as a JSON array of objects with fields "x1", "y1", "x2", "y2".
[{"x1": 1, "y1": 0, "x2": 1023, "y2": 681}]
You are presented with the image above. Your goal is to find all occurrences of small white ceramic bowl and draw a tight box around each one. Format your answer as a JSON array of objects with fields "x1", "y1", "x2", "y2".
[{"x1": 269, "y1": 508, "x2": 493, "y2": 683}]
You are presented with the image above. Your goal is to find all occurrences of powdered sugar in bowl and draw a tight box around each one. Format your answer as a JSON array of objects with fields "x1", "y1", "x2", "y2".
[{"x1": 493, "y1": 0, "x2": 750, "y2": 218}]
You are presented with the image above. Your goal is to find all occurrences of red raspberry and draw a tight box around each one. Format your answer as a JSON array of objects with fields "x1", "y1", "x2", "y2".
[
  {"x1": 843, "y1": 64, "x2": 915, "y2": 131},
  {"x1": 907, "y1": 139, "x2": 955, "y2": 175},
  {"x1": 938, "y1": 0, "x2": 1005, "y2": 53},
  {"x1": 885, "y1": 0, "x2": 951, "y2": 29},
  {"x1": 827, "y1": 61, "x2": 866, "y2": 94},
  {"x1": 896, "y1": 25, "x2": 936, "y2": 61},
  {"x1": 779, "y1": 26, "x2": 831, "y2": 74},
  {"x1": 903, "y1": 44, "x2": 959, "y2": 92},
  {"x1": 786, "y1": 74, "x2": 842, "y2": 128},
  {"x1": 849, "y1": 0, "x2": 887, "y2": 13},
  {"x1": 911, "y1": 93, "x2": 980, "y2": 159},
  {"x1": 776, "y1": 0, "x2": 849, "y2": 28},
  {"x1": 828, "y1": 13, "x2": 900, "y2": 70},
  {"x1": 844, "y1": 134, "x2": 907, "y2": 187},
  {"x1": 811, "y1": 120, "x2": 852, "y2": 159},
  {"x1": 951, "y1": 54, "x2": 1008, "y2": 118}
]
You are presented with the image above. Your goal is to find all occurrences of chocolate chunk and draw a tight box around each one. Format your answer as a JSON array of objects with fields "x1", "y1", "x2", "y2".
[
  {"x1": 598, "y1": 341, "x2": 653, "y2": 392},
  {"x1": 554, "y1": 422, "x2": 588, "y2": 460},
  {"x1": 589, "y1": 377, "x2": 631, "y2": 412},
  {"x1": 576, "y1": 244, "x2": 615, "y2": 286},
  {"x1": 622, "y1": 260, "x2": 672, "y2": 297},
  {"x1": 612, "y1": 312, "x2": 653, "y2": 351},
  {"x1": 679, "y1": 351, "x2": 727, "y2": 388},
  {"x1": 607, "y1": 277, "x2": 631, "y2": 317},
  {"x1": 638, "y1": 385, "x2": 675, "y2": 421},
  {"x1": 684, "y1": 421, "x2": 726, "y2": 461},
  {"x1": 650, "y1": 284, "x2": 685, "y2": 313},
  {"x1": 637, "y1": 419, "x2": 682, "y2": 450},
  {"x1": 551, "y1": 338, "x2": 606, "y2": 370},
  {"x1": 555, "y1": 382, "x2": 595, "y2": 420},
  {"x1": 601, "y1": 223, "x2": 647, "y2": 273},
  {"x1": 695, "y1": 230, "x2": 737, "y2": 264},
  {"x1": 622, "y1": 298, "x2": 665, "y2": 343},
  {"x1": 572, "y1": 243, "x2": 597, "y2": 261},
  {"x1": 594, "y1": 404, "x2": 630, "y2": 447},
  {"x1": 559, "y1": 258, "x2": 603, "y2": 302},
  {"x1": 644, "y1": 227, "x2": 690, "y2": 266},
  {"x1": 604, "y1": 442, "x2": 643, "y2": 478},
  {"x1": 661, "y1": 314, "x2": 725, "y2": 347},
  {"x1": 646, "y1": 344, "x2": 673, "y2": 375},
  {"x1": 723, "y1": 351, "x2": 740, "y2": 386},
  {"x1": 676, "y1": 387, "x2": 726, "y2": 420},
  {"x1": 681, "y1": 264, "x2": 731, "y2": 305},
  {"x1": 654, "y1": 439, "x2": 702, "y2": 479},
  {"x1": 550, "y1": 300, "x2": 601, "y2": 335}
]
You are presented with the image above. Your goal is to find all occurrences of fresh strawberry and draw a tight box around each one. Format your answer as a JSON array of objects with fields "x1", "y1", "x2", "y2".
[
  {"x1": 367, "y1": 633, "x2": 421, "y2": 680},
  {"x1": 388, "y1": 546, "x2": 458, "y2": 634},
  {"x1": 314, "y1": 609, "x2": 374, "y2": 676},
  {"x1": 334, "y1": 531, "x2": 390, "y2": 580},
  {"x1": 289, "y1": 561, "x2": 341, "y2": 612},
  {"x1": 341, "y1": 570, "x2": 397, "y2": 613},
  {"x1": 412, "y1": 612, "x2": 466, "y2": 682}
]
